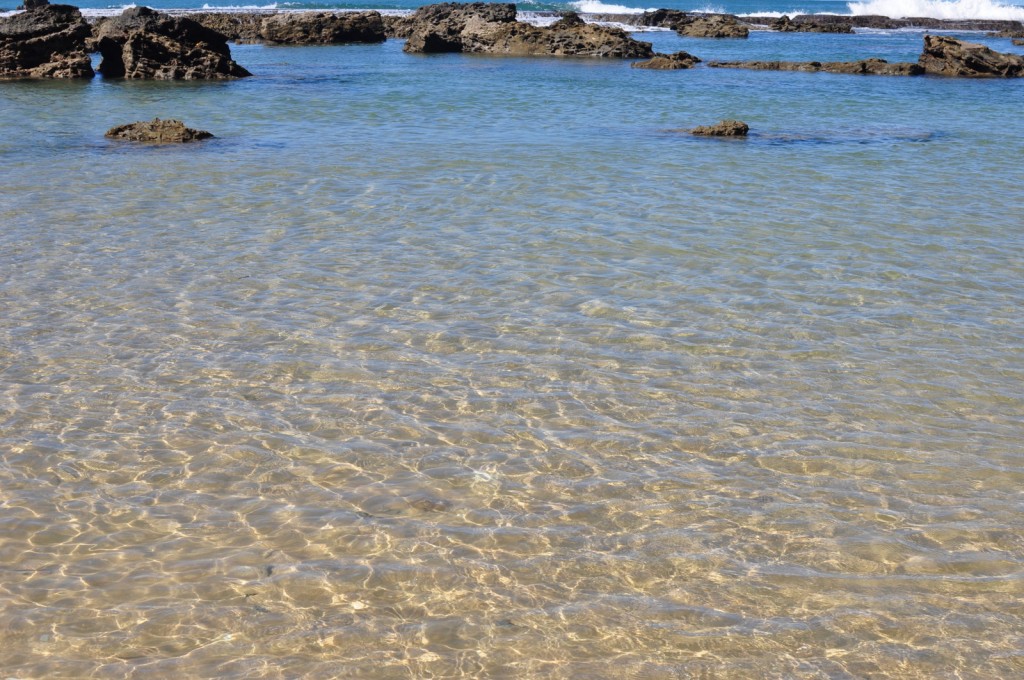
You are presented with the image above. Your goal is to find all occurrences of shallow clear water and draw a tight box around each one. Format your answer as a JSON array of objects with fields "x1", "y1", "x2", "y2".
[{"x1": 2, "y1": 29, "x2": 1024, "y2": 678}]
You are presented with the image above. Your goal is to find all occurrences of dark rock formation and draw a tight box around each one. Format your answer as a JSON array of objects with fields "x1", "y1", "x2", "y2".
[
  {"x1": 675, "y1": 14, "x2": 748, "y2": 38},
  {"x1": 382, "y1": 14, "x2": 417, "y2": 39},
  {"x1": 632, "y1": 50, "x2": 701, "y2": 69},
  {"x1": 0, "y1": 3, "x2": 93, "y2": 78},
  {"x1": 690, "y1": 120, "x2": 749, "y2": 136},
  {"x1": 1015, "y1": 38, "x2": 1024, "y2": 46},
  {"x1": 106, "y1": 118, "x2": 214, "y2": 143},
  {"x1": 708, "y1": 58, "x2": 923, "y2": 76},
  {"x1": 631, "y1": 10, "x2": 750, "y2": 37},
  {"x1": 21, "y1": 0, "x2": 51, "y2": 9},
  {"x1": 635, "y1": 9, "x2": 689, "y2": 27},
  {"x1": 259, "y1": 11, "x2": 386, "y2": 44},
  {"x1": 94, "y1": 7, "x2": 250, "y2": 79},
  {"x1": 919, "y1": 34, "x2": 1024, "y2": 76},
  {"x1": 987, "y1": 23, "x2": 1024, "y2": 38},
  {"x1": 771, "y1": 15, "x2": 853, "y2": 33},
  {"x1": 188, "y1": 11, "x2": 269, "y2": 43},
  {"x1": 403, "y1": 3, "x2": 652, "y2": 58}
]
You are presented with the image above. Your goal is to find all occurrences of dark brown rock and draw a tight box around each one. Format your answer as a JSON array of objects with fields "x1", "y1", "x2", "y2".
[
  {"x1": 919, "y1": 34, "x2": 1024, "y2": 76},
  {"x1": 989, "y1": 24, "x2": 1024, "y2": 38},
  {"x1": 675, "y1": 14, "x2": 748, "y2": 38},
  {"x1": 0, "y1": 3, "x2": 93, "y2": 79},
  {"x1": 259, "y1": 11, "x2": 386, "y2": 44},
  {"x1": 403, "y1": 3, "x2": 652, "y2": 58},
  {"x1": 105, "y1": 118, "x2": 214, "y2": 143},
  {"x1": 632, "y1": 50, "x2": 700, "y2": 69},
  {"x1": 382, "y1": 14, "x2": 417, "y2": 39},
  {"x1": 771, "y1": 15, "x2": 853, "y2": 33},
  {"x1": 94, "y1": 6, "x2": 250, "y2": 79},
  {"x1": 707, "y1": 58, "x2": 924, "y2": 76},
  {"x1": 690, "y1": 120, "x2": 749, "y2": 136},
  {"x1": 189, "y1": 11, "x2": 270, "y2": 43}
]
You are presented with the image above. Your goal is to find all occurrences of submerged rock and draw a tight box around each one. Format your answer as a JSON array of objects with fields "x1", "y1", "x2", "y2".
[
  {"x1": 403, "y1": 3, "x2": 653, "y2": 58},
  {"x1": 94, "y1": 6, "x2": 250, "y2": 79},
  {"x1": 0, "y1": 3, "x2": 94, "y2": 79},
  {"x1": 105, "y1": 118, "x2": 214, "y2": 143},
  {"x1": 259, "y1": 11, "x2": 386, "y2": 44},
  {"x1": 632, "y1": 50, "x2": 701, "y2": 69},
  {"x1": 690, "y1": 120, "x2": 749, "y2": 136},
  {"x1": 708, "y1": 58, "x2": 923, "y2": 76},
  {"x1": 919, "y1": 34, "x2": 1024, "y2": 77}
]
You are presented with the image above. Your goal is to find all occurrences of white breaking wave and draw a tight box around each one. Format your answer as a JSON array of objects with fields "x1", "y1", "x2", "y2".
[
  {"x1": 847, "y1": 0, "x2": 1024, "y2": 20},
  {"x1": 201, "y1": 3, "x2": 280, "y2": 9}
]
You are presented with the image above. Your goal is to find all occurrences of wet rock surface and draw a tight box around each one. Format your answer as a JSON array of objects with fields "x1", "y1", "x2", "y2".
[
  {"x1": 708, "y1": 58, "x2": 924, "y2": 76},
  {"x1": 402, "y1": 4, "x2": 652, "y2": 58},
  {"x1": 259, "y1": 11, "x2": 386, "y2": 44},
  {"x1": 0, "y1": 2, "x2": 93, "y2": 79},
  {"x1": 105, "y1": 118, "x2": 214, "y2": 143},
  {"x1": 770, "y1": 15, "x2": 853, "y2": 33},
  {"x1": 690, "y1": 120, "x2": 749, "y2": 136},
  {"x1": 93, "y1": 6, "x2": 250, "y2": 79},
  {"x1": 919, "y1": 34, "x2": 1024, "y2": 77},
  {"x1": 675, "y1": 14, "x2": 749, "y2": 38},
  {"x1": 632, "y1": 50, "x2": 701, "y2": 69}
]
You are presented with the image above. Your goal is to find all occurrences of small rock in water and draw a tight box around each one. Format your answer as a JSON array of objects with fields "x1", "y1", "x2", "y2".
[
  {"x1": 632, "y1": 51, "x2": 701, "y2": 70},
  {"x1": 690, "y1": 120, "x2": 749, "y2": 137},
  {"x1": 105, "y1": 118, "x2": 214, "y2": 143}
]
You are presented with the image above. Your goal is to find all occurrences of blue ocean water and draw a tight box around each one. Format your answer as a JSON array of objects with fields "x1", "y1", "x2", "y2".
[{"x1": 2, "y1": 1, "x2": 1024, "y2": 678}]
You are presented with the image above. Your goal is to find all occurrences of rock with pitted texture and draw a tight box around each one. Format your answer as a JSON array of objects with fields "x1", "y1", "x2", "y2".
[
  {"x1": 918, "y1": 34, "x2": 1024, "y2": 77},
  {"x1": 188, "y1": 11, "x2": 269, "y2": 43},
  {"x1": 707, "y1": 58, "x2": 924, "y2": 76},
  {"x1": 771, "y1": 15, "x2": 853, "y2": 33},
  {"x1": 690, "y1": 120, "x2": 749, "y2": 136},
  {"x1": 105, "y1": 118, "x2": 214, "y2": 143},
  {"x1": 632, "y1": 50, "x2": 701, "y2": 69},
  {"x1": 403, "y1": 3, "x2": 652, "y2": 58},
  {"x1": 675, "y1": 15, "x2": 748, "y2": 38},
  {"x1": 94, "y1": 6, "x2": 250, "y2": 79},
  {"x1": 0, "y1": 3, "x2": 93, "y2": 78},
  {"x1": 259, "y1": 11, "x2": 386, "y2": 44}
]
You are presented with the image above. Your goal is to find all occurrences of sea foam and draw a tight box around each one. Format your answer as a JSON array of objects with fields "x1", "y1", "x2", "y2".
[{"x1": 847, "y1": 0, "x2": 1024, "y2": 20}]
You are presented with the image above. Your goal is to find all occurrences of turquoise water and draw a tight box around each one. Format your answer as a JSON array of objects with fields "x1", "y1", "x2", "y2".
[{"x1": 2, "y1": 23, "x2": 1024, "y2": 679}]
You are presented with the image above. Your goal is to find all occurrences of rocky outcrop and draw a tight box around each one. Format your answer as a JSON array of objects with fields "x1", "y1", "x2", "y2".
[
  {"x1": 918, "y1": 34, "x2": 1024, "y2": 77},
  {"x1": 988, "y1": 24, "x2": 1024, "y2": 38},
  {"x1": 675, "y1": 14, "x2": 748, "y2": 38},
  {"x1": 382, "y1": 14, "x2": 417, "y2": 39},
  {"x1": 105, "y1": 118, "x2": 214, "y2": 143},
  {"x1": 632, "y1": 50, "x2": 701, "y2": 69},
  {"x1": 403, "y1": 4, "x2": 652, "y2": 58},
  {"x1": 708, "y1": 58, "x2": 923, "y2": 76},
  {"x1": 259, "y1": 11, "x2": 386, "y2": 44},
  {"x1": 1014, "y1": 38, "x2": 1024, "y2": 46},
  {"x1": 189, "y1": 11, "x2": 268, "y2": 43},
  {"x1": 630, "y1": 10, "x2": 749, "y2": 38},
  {"x1": 94, "y1": 7, "x2": 250, "y2": 79},
  {"x1": 0, "y1": 2, "x2": 93, "y2": 78},
  {"x1": 690, "y1": 120, "x2": 748, "y2": 136},
  {"x1": 770, "y1": 15, "x2": 853, "y2": 33}
]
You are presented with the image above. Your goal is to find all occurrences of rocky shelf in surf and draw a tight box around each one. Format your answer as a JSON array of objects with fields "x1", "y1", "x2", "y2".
[{"x1": 3, "y1": 1, "x2": 1024, "y2": 81}]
